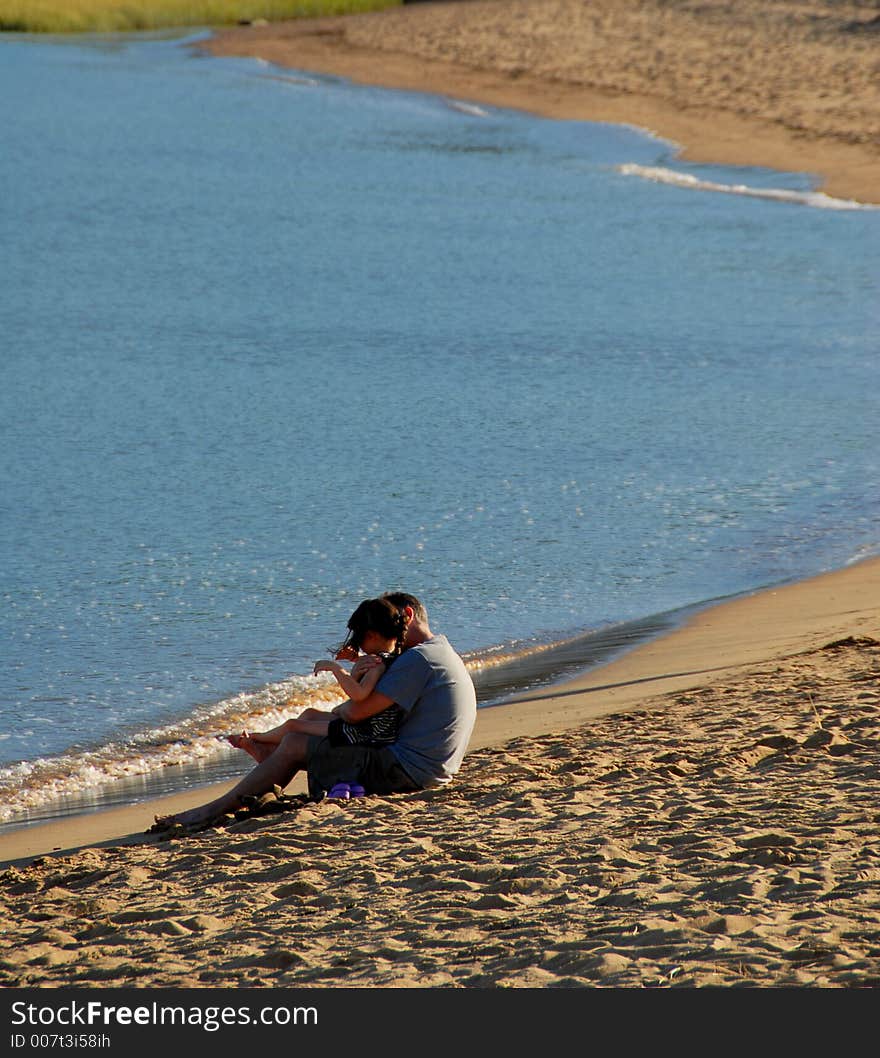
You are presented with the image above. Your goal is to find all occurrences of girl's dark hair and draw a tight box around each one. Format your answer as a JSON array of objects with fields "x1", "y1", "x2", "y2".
[{"x1": 335, "y1": 597, "x2": 407, "y2": 658}]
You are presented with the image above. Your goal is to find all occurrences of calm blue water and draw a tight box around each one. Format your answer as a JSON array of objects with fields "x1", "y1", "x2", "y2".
[{"x1": 1, "y1": 30, "x2": 878, "y2": 825}]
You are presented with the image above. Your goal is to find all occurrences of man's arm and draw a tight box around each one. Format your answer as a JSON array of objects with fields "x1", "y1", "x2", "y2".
[{"x1": 336, "y1": 689, "x2": 396, "y2": 724}]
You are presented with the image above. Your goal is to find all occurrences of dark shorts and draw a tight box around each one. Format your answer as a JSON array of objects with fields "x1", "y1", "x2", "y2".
[{"x1": 305, "y1": 735, "x2": 420, "y2": 800}]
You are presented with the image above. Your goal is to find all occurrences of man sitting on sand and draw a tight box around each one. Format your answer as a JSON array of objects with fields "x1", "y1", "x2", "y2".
[
  {"x1": 156, "y1": 592, "x2": 477, "y2": 828},
  {"x1": 228, "y1": 596, "x2": 410, "y2": 760}
]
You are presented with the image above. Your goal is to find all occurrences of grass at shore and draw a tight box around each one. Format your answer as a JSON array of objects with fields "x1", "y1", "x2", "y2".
[{"x1": 0, "y1": 0, "x2": 398, "y2": 33}]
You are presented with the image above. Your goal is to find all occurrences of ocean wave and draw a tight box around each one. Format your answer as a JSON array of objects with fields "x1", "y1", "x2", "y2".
[
  {"x1": 0, "y1": 616, "x2": 683, "y2": 828},
  {"x1": 618, "y1": 164, "x2": 874, "y2": 211},
  {"x1": 0, "y1": 642, "x2": 576, "y2": 827},
  {"x1": 0, "y1": 674, "x2": 346, "y2": 825},
  {"x1": 446, "y1": 99, "x2": 491, "y2": 118},
  {"x1": 265, "y1": 73, "x2": 320, "y2": 89},
  {"x1": 845, "y1": 541, "x2": 880, "y2": 566}
]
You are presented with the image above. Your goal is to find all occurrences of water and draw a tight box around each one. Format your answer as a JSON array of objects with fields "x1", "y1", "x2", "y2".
[{"x1": 2, "y1": 30, "x2": 878, "y2": 828}]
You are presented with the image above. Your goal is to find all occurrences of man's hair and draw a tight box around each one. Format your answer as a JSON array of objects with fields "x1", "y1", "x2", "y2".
[{"x1": 381, "y1": 591, "x2": 427, "y2": 622}]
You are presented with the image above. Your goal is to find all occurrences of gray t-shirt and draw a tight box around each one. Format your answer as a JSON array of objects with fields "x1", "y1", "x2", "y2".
[{"x1": 375, "y1": 634, "x2": 477, "y2": 788}]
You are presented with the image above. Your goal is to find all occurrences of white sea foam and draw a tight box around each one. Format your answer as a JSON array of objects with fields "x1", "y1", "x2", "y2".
[
  {"x1": 845, "y1": 542, "x2": 880, "y2": 566},
  {"x1": 0, "y1": 642, "x2": 587, "y2": 826},
  {"x1": 446, "y1": 99, "x2": 491, "y2": 118},
  {"x1": 618, "y1": 164, "x2": 874, "y2": 211},
  {"x1": 0, "y1": 673, "x2": 346, "y2": 825},
  {"x1": 268, "y1": 73, "x2": 320, "y2": 88}
]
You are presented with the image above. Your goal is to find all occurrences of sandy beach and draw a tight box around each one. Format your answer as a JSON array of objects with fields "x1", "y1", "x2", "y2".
[
  {"x1": 202, "y1": 0, "x2": 880, "y2": 205},
  {"x1": 2, "y1": 557, "x2": 879, "y2": 987},
  {"x1": 1, "y1": 2, "x2": 877, "y2": 990}
]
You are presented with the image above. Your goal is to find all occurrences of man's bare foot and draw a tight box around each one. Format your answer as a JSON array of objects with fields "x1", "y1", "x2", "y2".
[{"x1": 152, "y1": 800, "x2": 227, "y2": 831}]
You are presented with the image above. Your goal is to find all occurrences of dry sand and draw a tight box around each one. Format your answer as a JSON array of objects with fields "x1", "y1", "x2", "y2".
[
  {"x1": 2, "y1": 557, "x2": 879, "y2": 987},
  {"x1": 2, "y1": 3, "x2": 877, "y2": 988},
  {"x1": 202, "y1": 0, "x2": 880, "y2": 204}
]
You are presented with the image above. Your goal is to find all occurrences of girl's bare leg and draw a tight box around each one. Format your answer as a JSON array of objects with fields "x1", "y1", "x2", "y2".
[
  {"x1": 284, "y1": 716, "x2": 332, "y2": 738},
  {"x1": 228, "y1": 713, "x2": 333, "y2": 762}
]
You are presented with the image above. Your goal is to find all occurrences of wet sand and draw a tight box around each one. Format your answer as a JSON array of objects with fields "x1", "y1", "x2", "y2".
[
  {"x1": 2, "y1": 557, "x2": 879, "y2": 986},
  {"x1": 201, "y1": 0, "x2": 880, "y2": 204}
]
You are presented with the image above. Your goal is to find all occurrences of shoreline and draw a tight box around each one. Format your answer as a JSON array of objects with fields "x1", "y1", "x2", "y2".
[
  {"x1": 0, "y1": 598, "x2": 687, "y2": 843},
  {"x1": 2, "y1": 554, "x2": 878, "y2": 868},
  {"x1": 2, "y1": 556, "x2": 878, "y2": 987},
  {"x1": 3, "y1": 5, "x2": 878, "y2": 987},
  {"x1": 199, "y1": 1, "x2": 880, "y2": 205},
  {"x1": 0, "y1": 599, "x2": 687, "y2": 837}
]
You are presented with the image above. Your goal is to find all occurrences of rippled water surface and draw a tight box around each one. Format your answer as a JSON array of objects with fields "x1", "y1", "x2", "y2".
[{"x1": 2, "y1": 31, "x2": 878, "y2": 824}]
